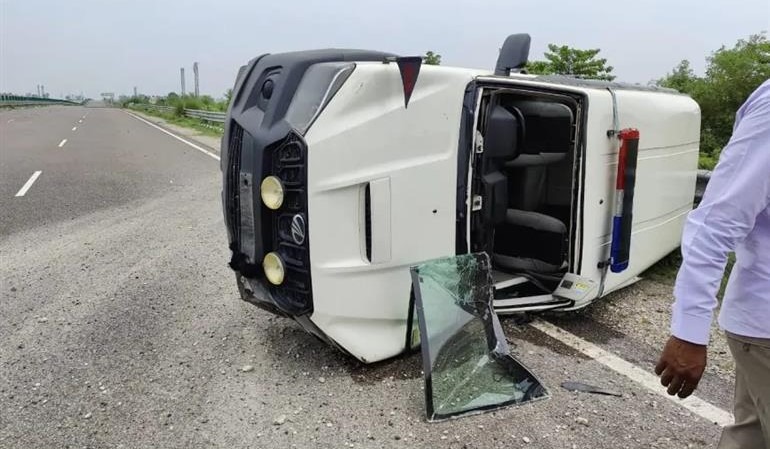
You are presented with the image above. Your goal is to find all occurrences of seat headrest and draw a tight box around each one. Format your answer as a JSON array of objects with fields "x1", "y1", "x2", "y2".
[
  {"x1": 506, "y1": 101, "x2": 573, "y2": 156},
  {"x1": 483, "y1": 104, "x2": 523, "y2": 159}
]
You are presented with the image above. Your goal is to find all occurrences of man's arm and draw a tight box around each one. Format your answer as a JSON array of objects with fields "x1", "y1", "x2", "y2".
[
  {"x1": 672, "y1": 87, "x2": 770, "y2": 345},
  {"x1": 656, "y1": 83, "x2": 770, "y2": 398}
]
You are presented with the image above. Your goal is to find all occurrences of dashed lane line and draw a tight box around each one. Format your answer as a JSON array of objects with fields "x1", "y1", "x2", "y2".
[{"x1": 14, "y1": 171, "x2": 42, "y2": 197}]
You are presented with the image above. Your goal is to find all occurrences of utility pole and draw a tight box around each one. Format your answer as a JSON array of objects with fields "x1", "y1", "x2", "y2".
[
  {"x1": 41, "y1": 85, "x2": 46, "y2": 98},
  {"x1": 193, "y1": 62, "x2": 200, "y2": 97},
  {"x1": 180, "y1": 68, "x2": 186, "y2": 96}
]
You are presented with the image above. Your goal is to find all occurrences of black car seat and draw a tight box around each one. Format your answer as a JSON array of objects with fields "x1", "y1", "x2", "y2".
[{"x1": 493, "y1": 100, "x2": 573, "y2": 273}]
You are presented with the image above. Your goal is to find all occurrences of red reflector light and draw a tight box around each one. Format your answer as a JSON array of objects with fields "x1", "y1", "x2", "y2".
[{"x1": 396, "y1": 57, "x2": 423, "y2": 108}]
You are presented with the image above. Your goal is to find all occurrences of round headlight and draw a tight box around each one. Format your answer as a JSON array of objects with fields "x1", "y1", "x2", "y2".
[
  {"x1": 263, "y1": 252, "x2": 285, "y2": 285},
  {"x1": 260, "y1": 176, "x2": 284, "y2": 210}
]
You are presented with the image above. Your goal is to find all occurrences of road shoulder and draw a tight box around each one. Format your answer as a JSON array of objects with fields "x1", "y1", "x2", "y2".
[{"x1": 127, "y1": 109, "x2": 222, "y2": 154}]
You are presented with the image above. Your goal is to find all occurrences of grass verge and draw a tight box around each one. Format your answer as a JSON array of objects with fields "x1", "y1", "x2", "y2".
[
  {"x1": 642, "y1": 249, "x2": 735, "y2": 300},
  {"x1": 129, "y1": 106, "x2": 223, "y2": 138}
]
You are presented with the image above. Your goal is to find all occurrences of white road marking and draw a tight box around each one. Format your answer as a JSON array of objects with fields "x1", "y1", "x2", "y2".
[
  {"x1": 72, "y1": 126, "x2": 77, "y2": 131},
  {"x1": 15, "y1": 171, "x2": 42, "y2": 197},
  {"x1": 7, "y1": 119, "x2": 14, "y2": 123},
  {"x1": 78, "y1": 119, "x2": 83, "y2": 123},
  {"x1": 58, "y1": 139, "x2": 67, "y2": 148},
  {"x1": 530, "y1": 319, "x2": 734, "y2": 427},
  {"x1": 125, "y1": 111, "x2": 220, "y2": 161}
]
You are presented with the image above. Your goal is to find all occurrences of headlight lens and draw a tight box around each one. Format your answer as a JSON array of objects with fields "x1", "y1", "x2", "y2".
[
  {"x1": 260, "y1": 176, "x2": 284, "y2": 210},
  {"x1": 263, "y1": 252, "x2": 285, "y2": 285}
]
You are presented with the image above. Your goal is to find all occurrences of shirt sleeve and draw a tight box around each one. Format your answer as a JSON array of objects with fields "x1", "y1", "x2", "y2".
[{"x1": 671, "y1": 87, "x2": 770, "y2": 345}]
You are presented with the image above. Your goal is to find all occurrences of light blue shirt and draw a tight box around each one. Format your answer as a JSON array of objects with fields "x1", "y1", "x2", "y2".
[{"x1": 671, "y1": 79, "x2": 770, "y2": 345}]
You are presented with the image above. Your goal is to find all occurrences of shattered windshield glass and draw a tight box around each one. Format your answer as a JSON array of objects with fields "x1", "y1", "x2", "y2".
[{"x1": 410, "y1": 253, "x2": 548, "y2": 421}]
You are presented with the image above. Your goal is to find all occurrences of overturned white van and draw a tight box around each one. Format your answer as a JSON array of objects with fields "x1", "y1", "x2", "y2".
[{"x1": 221, "y1": 34, "x2": 700, "y2": 365}]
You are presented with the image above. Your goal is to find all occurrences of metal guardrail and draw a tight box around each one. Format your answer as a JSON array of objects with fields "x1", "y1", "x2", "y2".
[
  {"x1": 132, "y1": 103, "x2": 226, "y2": 124},
  {"x1": 185, "y1": 109, "x2": 227, "y2": 123},
  {"x1": 148, "y1": 105, "x2": 174, "y2": 113},
  {"x1": 0, "y1": 94, "x2": 81, "y2": 107}
]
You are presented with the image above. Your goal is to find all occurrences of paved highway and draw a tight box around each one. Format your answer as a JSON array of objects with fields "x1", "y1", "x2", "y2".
[{"x1": 0, "y1": 105, "x2": 735, "y2": 448}]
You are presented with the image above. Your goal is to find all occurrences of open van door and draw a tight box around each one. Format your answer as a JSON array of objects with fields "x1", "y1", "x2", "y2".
[
  {"x1": 410, "y1": 253, "x2": 548, "y2": 421},
  {"x1": 490, "y1": 128, "x2": 640, "y2": 312}
]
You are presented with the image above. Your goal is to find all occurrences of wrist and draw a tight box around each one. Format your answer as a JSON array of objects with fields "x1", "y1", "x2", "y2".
[{"x1": 671, "y1": 311, "x2": 712, "y2": 345}]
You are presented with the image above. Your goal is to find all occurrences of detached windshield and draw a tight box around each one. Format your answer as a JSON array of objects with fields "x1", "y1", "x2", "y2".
[{"x1": 411, "y1": 253, "x2": 548, "y2": 421}]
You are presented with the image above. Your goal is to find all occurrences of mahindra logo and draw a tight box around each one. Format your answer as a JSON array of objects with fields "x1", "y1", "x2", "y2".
[{"x1": 291, "y1": 214, "x2": 306, "y2": 245}]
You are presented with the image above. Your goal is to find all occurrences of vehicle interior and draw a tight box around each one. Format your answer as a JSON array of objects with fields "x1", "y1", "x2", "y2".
[{"x1": 470, "y1": 88, "x2": 583, "y2": 311}]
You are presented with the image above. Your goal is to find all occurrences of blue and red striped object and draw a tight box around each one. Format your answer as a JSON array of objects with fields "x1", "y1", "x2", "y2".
[{"x1": 610, "y1": 128, "x2": 640, "y2": 273}]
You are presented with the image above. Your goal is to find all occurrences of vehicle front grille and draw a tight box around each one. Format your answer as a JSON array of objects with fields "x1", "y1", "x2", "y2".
[
  {"x1": 265, "y1": 134, "x2": 313, "y2": 316},
  {"x1": 226, "y1": 122, "x2": 244, "y2": 246}
]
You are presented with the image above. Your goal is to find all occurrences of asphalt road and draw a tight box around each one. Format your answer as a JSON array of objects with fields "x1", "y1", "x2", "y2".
[{"x1": 0, "y1": 106, "x2": 735, "y2": 449}]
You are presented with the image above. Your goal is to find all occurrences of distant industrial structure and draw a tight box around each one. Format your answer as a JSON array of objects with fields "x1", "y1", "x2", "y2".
[
  {"x1": 172, "y1": 63, "x2": 202, "y2": 97},
  {"x1": 193, "y1": 62, "x2": 200, "y2": 97},
  {"x1": 35, "y1": 85, "x2": 48, "y2": 98}
]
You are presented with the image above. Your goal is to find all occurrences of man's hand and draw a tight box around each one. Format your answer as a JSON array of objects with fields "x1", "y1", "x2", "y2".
[{"x1": 655, "y1": 336, "x2": 707, "y2": 398}]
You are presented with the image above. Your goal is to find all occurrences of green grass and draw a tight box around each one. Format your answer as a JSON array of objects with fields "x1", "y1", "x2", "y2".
[
  {"x1": 642, "y1": 251, "x2": 683, "y2": 284},
  {"x1": 642, "y1": 249, "x2": 736, "y2": 300},
  {"x1": 699, "y1": 154, "x2": 718, "y2": 170}
]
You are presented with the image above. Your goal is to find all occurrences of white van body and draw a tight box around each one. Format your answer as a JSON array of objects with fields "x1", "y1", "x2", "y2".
[{"x1": 222, "y1": 50, "x2": 700, "y2": 363}]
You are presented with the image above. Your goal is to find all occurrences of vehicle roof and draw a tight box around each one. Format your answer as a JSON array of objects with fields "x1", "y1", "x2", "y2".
[
  {"x1": 356, "y1": 59, "x2": 683, "y2": 95},
  {"x1": 524, "y1": 74, "x2": 681, "y2": 94}
]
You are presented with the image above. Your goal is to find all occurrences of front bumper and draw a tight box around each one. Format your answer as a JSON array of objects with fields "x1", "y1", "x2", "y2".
[{"x1": 235, "y1": 273, "x2": 351, "y2": 355}]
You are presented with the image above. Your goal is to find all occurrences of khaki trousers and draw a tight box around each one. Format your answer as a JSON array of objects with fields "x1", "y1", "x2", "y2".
[{"x1": 718, "y1": 332, "x2": 770, "y2": 449}]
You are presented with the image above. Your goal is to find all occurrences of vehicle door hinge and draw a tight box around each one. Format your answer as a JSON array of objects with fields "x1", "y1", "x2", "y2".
[
  {"x1": 472, "y1": 195, "x2": 483, "y2": 211},
  {"x1": 475, "y1": 130, "x2": 484, "y2": 153}
]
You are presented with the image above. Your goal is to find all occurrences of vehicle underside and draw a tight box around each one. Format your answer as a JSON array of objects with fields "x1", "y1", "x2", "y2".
[{"x1": 469, "y1": 85, "x2": 588, "y2": 313}]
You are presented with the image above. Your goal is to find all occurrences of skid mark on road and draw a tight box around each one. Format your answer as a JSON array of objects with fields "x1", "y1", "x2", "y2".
[
  {"x1": 14, "y1": 171, "x2": 42, "y2": 197},
  {"x1": 531, "y1": 319, "x2": 734, "y2": 427}
]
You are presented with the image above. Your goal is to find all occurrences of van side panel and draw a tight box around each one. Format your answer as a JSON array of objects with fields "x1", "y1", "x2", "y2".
[
  {"x1": 303, "y1": 64, "x2": 474, "y2": 362},
  {"x1": 580, "y1": 89, "x2": 700, "y2": 294}
]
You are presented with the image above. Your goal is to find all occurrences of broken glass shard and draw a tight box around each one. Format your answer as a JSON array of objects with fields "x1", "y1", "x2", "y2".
[{"x1": 410, "y1": 252, "x2": 548, "y2": 421}]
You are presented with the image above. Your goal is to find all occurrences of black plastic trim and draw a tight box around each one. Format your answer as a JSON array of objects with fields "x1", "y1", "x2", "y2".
[
  {"x1": 455, "y1": 82, "x2": 478, "y2": 254},
  {"x1": 364, "y1": 183, "x2": 372, "y2": 262}
]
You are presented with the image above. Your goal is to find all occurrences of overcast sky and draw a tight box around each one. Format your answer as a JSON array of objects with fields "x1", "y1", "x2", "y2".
[{"x1": 1, "y1": 0, "x2": 768, "y2": 99}]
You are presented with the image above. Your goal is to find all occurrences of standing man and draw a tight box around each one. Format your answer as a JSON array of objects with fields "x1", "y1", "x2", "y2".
[{"x1": 655, "y1": 79, "x2": 770, "y2": 449}]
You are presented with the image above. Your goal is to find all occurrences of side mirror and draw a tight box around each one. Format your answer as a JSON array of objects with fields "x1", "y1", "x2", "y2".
[{"x1": 495, "y1": 33, "x2": 532, "y2": 76}]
